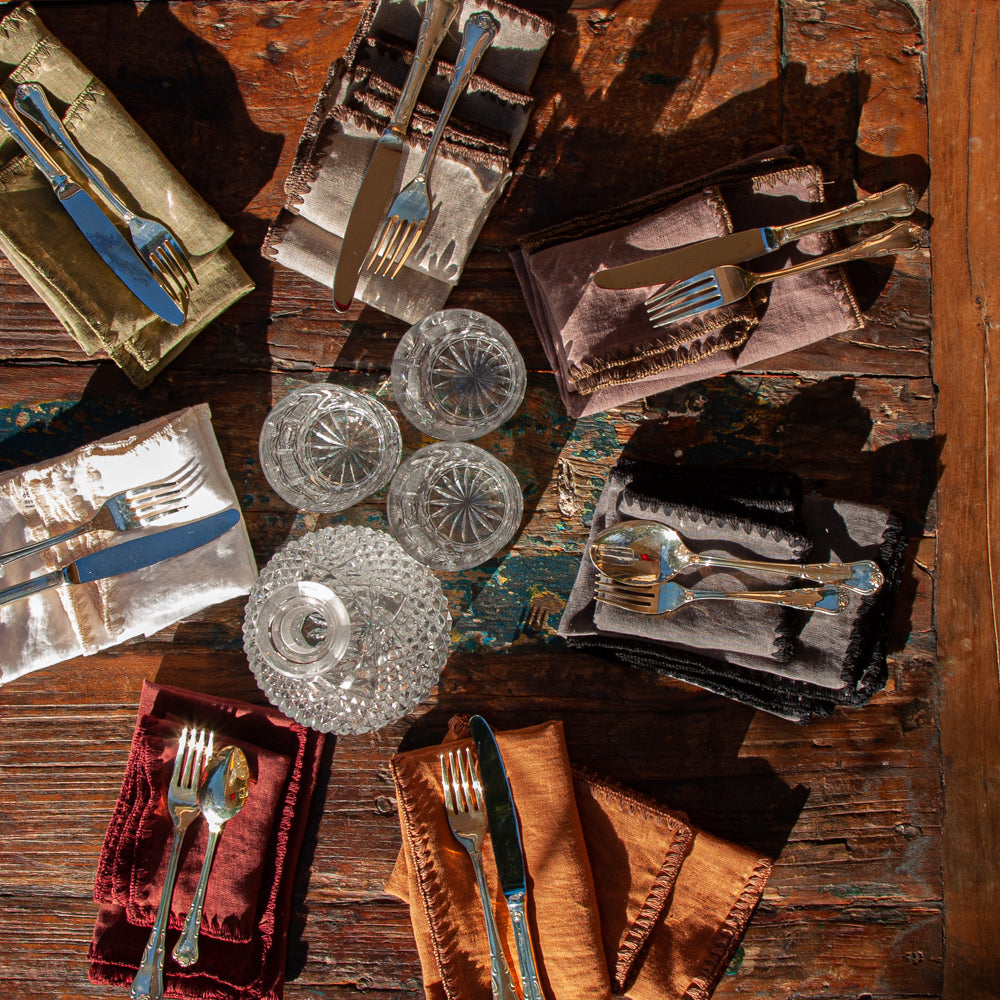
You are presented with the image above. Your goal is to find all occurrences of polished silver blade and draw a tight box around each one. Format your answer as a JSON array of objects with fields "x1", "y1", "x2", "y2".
[{"x1": 72, "y1": 508, "x2": 240, "y2": 583}]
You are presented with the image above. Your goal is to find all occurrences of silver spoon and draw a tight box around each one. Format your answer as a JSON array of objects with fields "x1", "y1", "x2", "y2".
[
  {"x1": 171, "y1": 745, "x2": 252, "y2": 968},
  {"x1": 589, "y1": 519, "x2": 884, "y2": 595}
]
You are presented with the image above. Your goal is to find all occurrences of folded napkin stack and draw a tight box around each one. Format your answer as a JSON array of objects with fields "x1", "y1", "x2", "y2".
[
  {"x1": 89, "y1": 680, "x2": 327, "y2": 1000},
  {"x1": 0, "y1": 404, "x2": 258, "y2": 686},
  {"x1": 263, "y1": 0, "x2": 553, "y2": 323},
  {"x1": 559, "y1": 458, "x2": 908, "y2": 723},
  {"x1": 511, "y1": 146, "x2": 865, "y2": 417},
  {"x1": 387, "y1": 717, "x2": 771, "y2": 1000},
  {"x1": 0, "y1": 3, "x2": 254, "y2": 386}
]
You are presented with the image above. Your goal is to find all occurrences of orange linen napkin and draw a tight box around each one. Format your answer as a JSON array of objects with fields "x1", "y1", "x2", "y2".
[{"x1": 387, "y1": 718, "x2": 771, "y2": 1000}]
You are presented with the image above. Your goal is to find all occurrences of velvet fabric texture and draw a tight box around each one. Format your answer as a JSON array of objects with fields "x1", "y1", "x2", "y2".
[
  {"x1": 88, "y1": 681, "x2": 327, "y2": 1000},
  {"x1": 386, "y1": 718, "x2": 771, "y2": 1000},
  {"x1": 0, "y1": 4, "x2": 254, "y2": 386},
  {"x1": 511, "y1": 147, "x2": 865, "y2": 417},
  {"x1": 262, "y1": 0, "x2": 553, "y2": 323},
  {"x1": 560, "y1": 459, "x2": 909, "y2": 724}
]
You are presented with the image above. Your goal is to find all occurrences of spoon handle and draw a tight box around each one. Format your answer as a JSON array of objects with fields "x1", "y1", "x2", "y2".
[
  {"x1": 171, "y1": 826, "x2": 221, "y2": 968},
  {"x1": 695, "y1": 555, "x2": 884, "y2": 595}
]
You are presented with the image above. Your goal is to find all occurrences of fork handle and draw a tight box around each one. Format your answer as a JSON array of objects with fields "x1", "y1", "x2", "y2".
[
  {"x1": 0, "y1": 519, "x2": 92, "y2": 571},
  {"x1": 692, "y1": 555, "x2": 884, "y2": 595},
  {"x1": 129, "y1": 830, "x2": 187, "y2": 1000},
  {"x1": 755, "y1": 222, "x2": 926, "y2": 282},
  {"x1": 686, "y1": 586, "x2": 848, "y2": 614},
  {"x1": 773, "y1": 184, "x2": 919, "y2": 244},
  {"x1": 468, "y1": 851, "x2": 519, "y2": 1000},
  {"x1": 415, "y1": 12, "x2": 500, "y2": 181},
  {"x1": 507, "y1": 894, "x2": 546, "y2": 1000},
  {"x1": 172, "y1": 826, "x2": 222, "y2": 967},
  {"x1": 14, "y1": 82, "x2": 132, "y2": 222}
]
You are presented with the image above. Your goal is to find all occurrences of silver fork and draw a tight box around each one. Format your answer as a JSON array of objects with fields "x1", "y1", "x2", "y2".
[
  {"x1": 441, "y1": 748, "x2": 518, "y2": 1000},
  {"x1": 594, "y1": 575, "x2": 848, "y2": 615},
  {"x1": 366, "y1": 12, "x2": 500, "y2": 278},
  {"x1": 130, "y1": 727, "x2": 214, "y2": 1000},
  {"x1": 14, "y1": 81, "x2": 199, "y2": 303},
  {"x1": 0, "y1": 473, "x2": 192, "y2": 572},
  {"x1": 645, "y1": 221, "x2": 926, "y2": 327}
]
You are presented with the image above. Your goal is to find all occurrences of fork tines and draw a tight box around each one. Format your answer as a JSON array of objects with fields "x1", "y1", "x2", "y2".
[
  {"x1": 366, "y1": 214, "x2": 425, "y2": 279},
  {"x1": 174, "y1": 726, "x2": 214, "y2": 786},
  {"x1": 645, "y1": 272, "x2": 725, "y2": 326},
  {"x1": 440, "y1": 746, "x2": 482, "y2": 814},
  {"x1": 594, "y1": 578, "x2": 657, "y2": 613}
]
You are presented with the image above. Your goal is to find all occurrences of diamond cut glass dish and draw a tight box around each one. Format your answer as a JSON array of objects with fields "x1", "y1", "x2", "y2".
[
  {"x1": 386, "y1": 442, "x2": 524, "y2": 571},
  {"x1": 391, "y1": 309, "x2": 526, "y2": 441},
  {"x1": 243, "y1": 526, "x2": 452, "y2": 735},
  {"x1": 259, "y1": 384, "x2": 402, "y2": 512}
]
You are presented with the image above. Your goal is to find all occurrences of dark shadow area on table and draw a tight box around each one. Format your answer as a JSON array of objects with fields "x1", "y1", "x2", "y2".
[
  {"x1": 624, "y1": 375, "x2": 941, "y2": 653},
  {"x1": 395, "y1": 650, "x2": 807, "y2": 860}
]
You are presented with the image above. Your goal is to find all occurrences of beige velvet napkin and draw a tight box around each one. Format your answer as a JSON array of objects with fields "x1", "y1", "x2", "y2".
[
  {"x1": 0, "y1": 3, "x2": 254, "y2": 386},
  {"x1": 263, "y1": 0, "x2": 552, "y2": 323},
  {"x1": 0, "y1": 404, "x2": 258, "y2": 686},
  {"x1": 386, "y1": 718, "x2": 771, "y2": 1000}
]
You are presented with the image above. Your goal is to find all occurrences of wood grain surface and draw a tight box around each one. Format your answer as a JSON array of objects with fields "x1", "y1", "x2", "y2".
[{"x1": 0, "y1": 1, "x2": 968, "y2": 998}]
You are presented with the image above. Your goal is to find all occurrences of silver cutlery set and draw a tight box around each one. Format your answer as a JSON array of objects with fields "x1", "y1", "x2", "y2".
[
  {"x1": 130, "y1": 730, "x2": 253, "y2": 1000},
  {"x1": 334, "y1": 0, "x2": 500, "y2": 310},
  {"x1": 0, "y1": 82, "x2": 195, "y2": 325},
  {"x1": 594, "y1": 182, "x2": 926, "y2": 327},
  {"x1": 590, "y1": 519, "x2": 884, "y2": 616},
  {"x1": 441, "y1": 716, "x2": 546, "y2": 1000}
]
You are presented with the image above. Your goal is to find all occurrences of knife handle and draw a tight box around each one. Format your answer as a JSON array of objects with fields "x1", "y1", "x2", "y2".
[
  {"x1": 507, "y1": 895, "x2": 546, "y2": 1000},
  {"x1": 0, "y1": 568, "x2": 65, "y2": 607},
  {"x1": 387, "y1": 0, "x2": 462, "y2": 137},
  {"x1": 775, "y1": 183, "x2": 920, "y2": 244},
  {"x1": 14, "y1": 82, "x2": 132, "y2": 222},
  {"x1": 0, "y1": 89, "x2": 68, "y2": 190}
]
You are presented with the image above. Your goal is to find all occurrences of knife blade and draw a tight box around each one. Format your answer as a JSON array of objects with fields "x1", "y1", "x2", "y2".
[
  {"x1": 332, "y1": 0, "x2": 461, "y2": 311},
  {"x1": 0, "y1": 507, "x2": 240, "y2": 607},
  {"x1": 470, "y1": 715, "x2": 547, "y2": 1000},
  {"x1": 0, "y1": 91, "x2": 185, "y2": 326},
  {"x1": 592, "y1": 182, "x2": 919, "y2": 290}
]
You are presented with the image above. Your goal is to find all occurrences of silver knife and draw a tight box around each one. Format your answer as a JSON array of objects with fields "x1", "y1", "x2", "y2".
[
  {"x1": 0, "y1": 507, "x2": 240, "y2": 607},
  {"x1": 332, "y1": 0, "x2": 461, "y2": 311},
  {"x1": 592, "y1": 183, "x2": 919, "y2": 290},
  {"x1": 470, "y1": 715, "x2": 547, "y2": 1000},
  {"x1": 0, "y1": 91, "x2": 185, "y2": 326}
]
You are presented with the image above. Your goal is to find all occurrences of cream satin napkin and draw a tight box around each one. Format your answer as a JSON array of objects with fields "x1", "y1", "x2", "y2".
[{"x1": 0, "y1": 404, "x2": 258, "y2": 685}]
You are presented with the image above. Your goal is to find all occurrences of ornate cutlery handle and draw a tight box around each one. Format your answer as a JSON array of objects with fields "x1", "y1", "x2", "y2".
[
  {"x1": 468, "y1": 848, "x2": 518, "y2": 1000},
  {"x1": 692, "y1": 554, "x2": 883, "y2": 595},
  {"x1": 506, "y1": 893, "x2": 546, "y2": 1000},
  {"x1": 686, "y1": 586, "x2": 848, "y2": 614},
  {"x1": 385, "y1": 0, "x2": 461, "y2": 138},
  {"x1": 0, "y1": 90, "x2": 70, "y2": 190},
  {"x1": 129, "y1": 830, "x2": 188, "y2": 1000},
  {"x1": 755, "y1": 222, "x2": 926, "y2": 283},
  {"x1": 414, "y1": 12, "x2": 500, "y2": 185},
  {"x1": 14, "y1": 82, "x2": 133, "y2": 222},
  {"x1": 776, "y1": 183, "x2": 919, "y2": 243},
  {"x1": 171, "y1": 826, "x2": 221, "y2": 967}
]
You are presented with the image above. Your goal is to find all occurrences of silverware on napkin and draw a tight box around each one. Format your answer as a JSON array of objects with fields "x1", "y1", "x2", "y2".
[
  {"x1": 645, "y1": 221, "x2": 926, "y2": 327},
  {"x1": 0, "y1": 507, "x2": 239, "y2": 607},
  {"x1": 14, "y1": 81, "x2": 198, "y2": 304},
  {"x1": 592, "y1": 183, "x2": 919, "y2": 290},
  {"x1": 129, "y1": 727, "x2": 214, "y2": 1000},
  {"x1": 470, "y1": 715, "x2": 547, "y2": 1000},
  {"x1": 333, "y1": 0, "x2": 461, "y2": 311},
  {"x1": 0, "y1": 90, "x2": 185, "y2": 326}
]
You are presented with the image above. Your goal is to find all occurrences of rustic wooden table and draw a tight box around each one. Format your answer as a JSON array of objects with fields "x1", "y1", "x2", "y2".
[{"x1": 0, "y1": 2, "x2": 995, "y2": 998}]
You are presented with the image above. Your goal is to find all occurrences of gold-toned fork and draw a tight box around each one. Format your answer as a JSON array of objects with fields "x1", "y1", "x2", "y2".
[
  {"x1": 441, "y1": 748, "x2": 518, "y2": 1000},
  {"x1": 0, "y1": 470, "x2": 195, "y2": 573},
  {"x1": 130, "y1": 727, "x2": 214, "y2": 1000},
  {"x1": 594, "y1": 575, "x2": 848, "y2": 615},
  {"x1": 645, "y1": 221, "x2": 926, "y2": 327},
  {"x1": 366, "y1": 12, "x2": 500, "y2": 278},
  {"x1": 14, "y1": 81, "x2": 198, "y2": 303}
]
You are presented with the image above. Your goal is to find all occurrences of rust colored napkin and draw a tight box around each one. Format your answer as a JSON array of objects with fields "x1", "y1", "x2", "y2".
[
  {"x1": 512, "y1": 148, "x2": 864, "y2": 417},
  {"x1": 88, "y1": 680, "x2": 326, "y2": 1000},
  {"x1": 386, "y1": 718, "x2": 771, "y2": 1000}
]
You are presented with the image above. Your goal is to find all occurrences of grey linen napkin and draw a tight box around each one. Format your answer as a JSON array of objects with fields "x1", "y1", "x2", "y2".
[
  {"x1": 512, "y1": 155, "x2": 864, "y2": 418},
  {"x1": 263, "y1": 0, "x2": 553, "y2": 323},
  {"x1": 559, "y1": 459, "x2": 907, "y2": 723}
]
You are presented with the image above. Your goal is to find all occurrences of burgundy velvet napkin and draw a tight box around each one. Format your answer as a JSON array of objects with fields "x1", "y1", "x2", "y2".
[{"x1": 88, "y1": 681, "x2": 326, "y2": 1000}]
